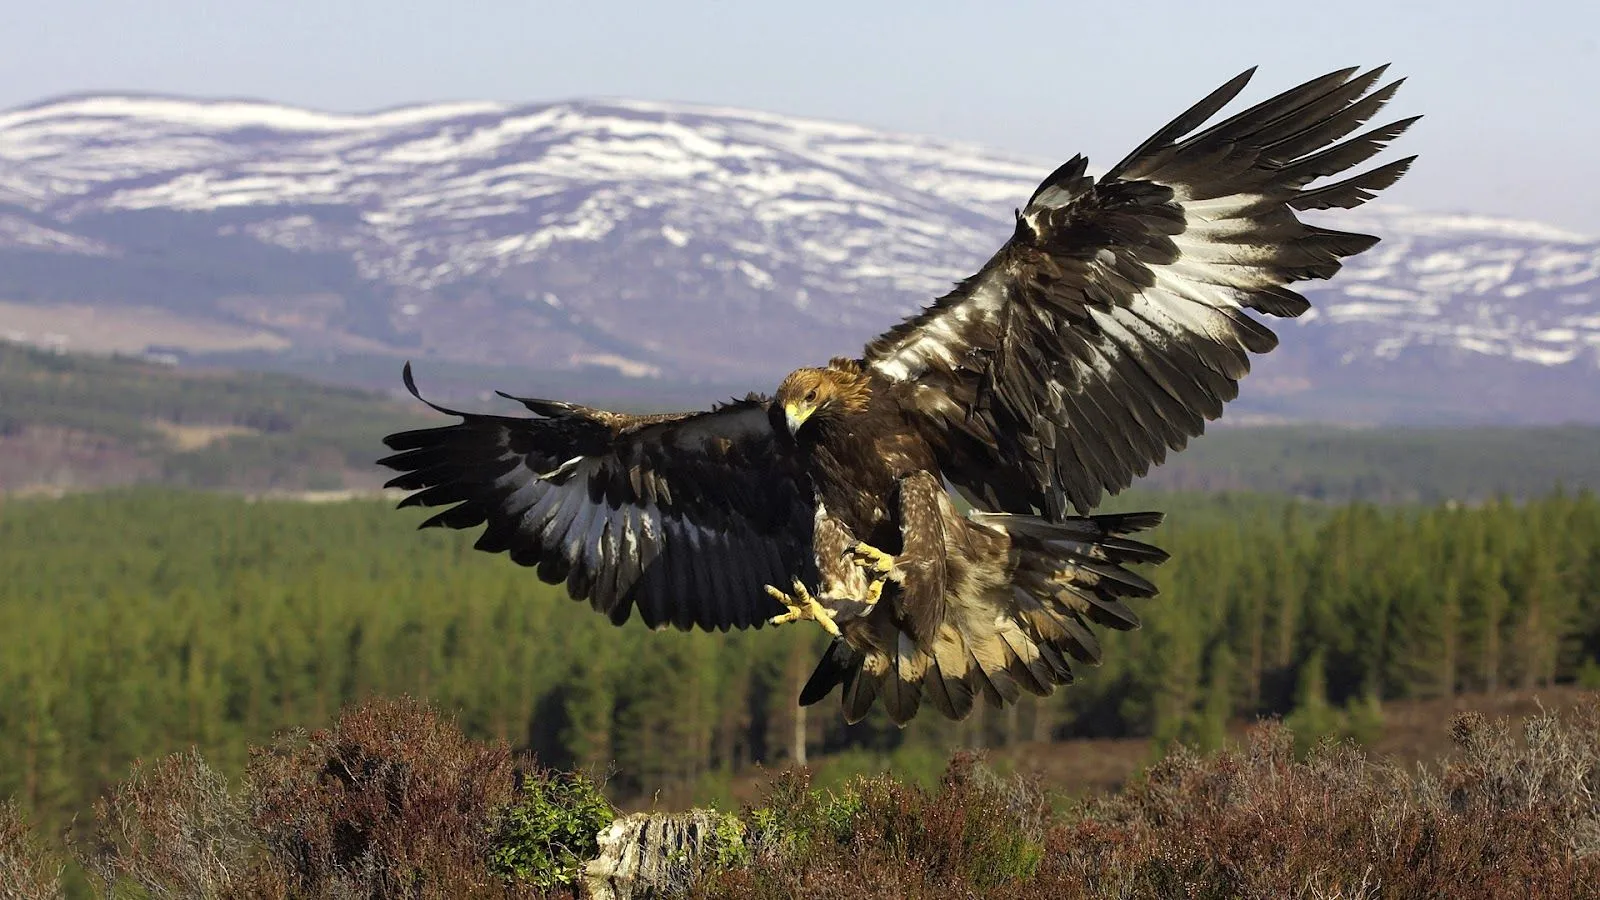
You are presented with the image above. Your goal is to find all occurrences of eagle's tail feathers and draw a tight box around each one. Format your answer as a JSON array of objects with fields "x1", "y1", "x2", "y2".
[
  {"x1": 922, "y1": 656, "x2": 975, "y2": 721},
  {"x1": 805, "y1": 511, "x2": 1163, "y2": 726},
  {"x1": 842, "y1": 662, "x2": 878, "y2": 726},
  {"x1": 881, "y1": 644, "x2": 925, "y2": 725},
  {"x1": 978, "y1": 510, "x2": 1164, "y2": 699},
  {"x1": 799, "y1": 639, "x2": 856, "y2": 707},
  {"x1": 971, "y1": 654, "x2": 1022, "y2": 707},
  {"x1": 998, "y1": 626, "x2": 1056, "y2": 697}
]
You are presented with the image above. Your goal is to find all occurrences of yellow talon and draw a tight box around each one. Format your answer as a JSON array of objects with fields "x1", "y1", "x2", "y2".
[
  {"x1": 850, "y1": 541, "x2": 898, "y2": 577},
  {"x1": 765, "y1": 578, "x2": 841, "y2": 636},
  {"x1": 862, "y1": 577, "x2": 885, "y2": 607}
]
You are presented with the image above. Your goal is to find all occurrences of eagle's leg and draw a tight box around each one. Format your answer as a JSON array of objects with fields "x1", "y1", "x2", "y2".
[
  {"x1": 851, "y1": 472, "x2": 948, "y2": 646},
  {"x1": 850, "y1": 541, "x2": 900, "y2": 580},
  {"x1": 766, "y1": 579, "x2": 841, "y2": 637},
  {"x1": 861, "y1": 575, "x2": 887, "y2": 607},
  {"x1": 847, "y1": 541, "x2": 900, "y2": 608}
]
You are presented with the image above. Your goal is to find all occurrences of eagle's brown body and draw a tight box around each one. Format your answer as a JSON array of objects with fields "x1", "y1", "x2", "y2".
[
  {"x1": 381, "y1": 66, "x2": 1414, "y2": 725},
  {"x1": 767, "y1": 359, "x2": 1164, "y2": 722},
  {"x1": 780, "y1": 362, "x2": 924, "y2": 551}
]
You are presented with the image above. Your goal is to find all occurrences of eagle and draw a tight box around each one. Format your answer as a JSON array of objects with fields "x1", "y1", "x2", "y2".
[{"x1": 380, "y1": 66, "x2": 1414, "y2": 725}]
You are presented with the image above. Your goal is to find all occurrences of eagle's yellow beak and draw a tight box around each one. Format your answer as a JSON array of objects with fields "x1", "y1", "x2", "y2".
[{"x1": 784, "y1": 401, "x2": 816, "y2": 436}]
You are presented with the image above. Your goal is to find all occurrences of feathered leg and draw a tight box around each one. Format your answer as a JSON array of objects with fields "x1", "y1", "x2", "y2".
[
  {"x1": 812, "y1": 503, "x2": 887, "y2": 611},
  {"x1": 851, "y1": 472, "x2": 948, "y2": 647}
]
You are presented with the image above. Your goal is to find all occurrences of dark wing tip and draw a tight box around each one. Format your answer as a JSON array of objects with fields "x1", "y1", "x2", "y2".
[
  {"x1": 401, "y1": 360, "x2": 419, "y2": 399},
  {"x1": 1290, "y1": 155, "x2": 1417, "y2": 211},
  {"x1": 496, "y1": 388, "x2": 585, "y2": 418},
  {"x1": 1387, "y1": 114, "x2": 1424, "y2": 134},
  {"x1": 1026, "y1": 154, "x2": 1091, "y2": 207},
  {"x1": 396, "y1": 361, "x2": 468, "y2": 417},
  {"x1": 1224, "y1": 65, "x2": 1259, "y2": 95},
  {"x1": 1102, "y1": 66, "x2": 1261, "y2": 182}
]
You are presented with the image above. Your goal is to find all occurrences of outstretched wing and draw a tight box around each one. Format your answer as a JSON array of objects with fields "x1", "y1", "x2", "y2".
[
  {"x1": 379, "y1": 364, "x2": 814, "y2": 631},
  {"x1": 865, "y1": 66, "x2": 1416, "y2": 516}
]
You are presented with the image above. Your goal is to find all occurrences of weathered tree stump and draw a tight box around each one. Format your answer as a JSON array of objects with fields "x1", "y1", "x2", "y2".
[{"x1": 582, "y1": 809, "x2": 739, "y2": 900}]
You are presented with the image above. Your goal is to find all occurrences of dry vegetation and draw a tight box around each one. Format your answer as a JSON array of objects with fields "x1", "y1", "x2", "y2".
[
  {"x1": 56, "y1": 698, "x2": 605, "y2": 899},
  {"x1": 0, "y1": 799, "x2": 64, "y2": 900},
  {"x1": 705, "y1": 708, "x2": 1600, "y2": 900},
  {"x1": 6, "y1": 696, "x2": 1600, "y2": 899}
]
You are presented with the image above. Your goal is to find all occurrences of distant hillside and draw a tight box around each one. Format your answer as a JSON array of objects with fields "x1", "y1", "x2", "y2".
[
  {"x1": 0, "y1": 342, "x2": 430, "y2": 492},
  {"x1": 1130, "y1": 424, "x2": 1600, "y2": 504},
  {"x1": 3, "y1": 343, "x2": 1598, "y2": 498},
  {"x1": 1, "y1": 90, "x2": 1597, "y2": 423}
]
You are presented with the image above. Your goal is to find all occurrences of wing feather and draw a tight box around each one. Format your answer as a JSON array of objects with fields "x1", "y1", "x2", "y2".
[
  {"x1": 379, "y1": 364, "x2": 815, "y2": 630},
  {"x1": 865, "y1": 67, "x2": 1414, "y2": 514}
]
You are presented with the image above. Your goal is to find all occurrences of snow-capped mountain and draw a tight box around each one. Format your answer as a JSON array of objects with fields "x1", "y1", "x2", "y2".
[{"x1": 1, "y1": 93, "x2": 1596, "y2": 422}]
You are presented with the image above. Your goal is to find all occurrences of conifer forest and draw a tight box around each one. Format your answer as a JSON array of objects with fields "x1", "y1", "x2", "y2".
[{"x1": 5, "y1": 486, "x2": 1599, "y2": 851}]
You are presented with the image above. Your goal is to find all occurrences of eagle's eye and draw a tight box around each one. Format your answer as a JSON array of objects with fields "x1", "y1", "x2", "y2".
[{"x1": 803, "y1": 388, "x2": 818, "y2": 403}]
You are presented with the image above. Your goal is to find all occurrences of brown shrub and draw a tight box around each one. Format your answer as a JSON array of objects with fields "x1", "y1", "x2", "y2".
[
  {"x1": 78, "y1": 748, "x2": 274, "y2": 899},
  {"x1": 1424, "y1": 705, "x2": 1600, "y2": 853},
  {"x1": 0, "y1": 799, "x2": 64, "y2": 900},
  {"x1": 698, "y1": 707, "x2": 1600, "y2": 900},
  {"x1": 1033, "y1": 716, "x2": 1600, "y2": 900},
  {"x1": 71, "y1": 697, "x2": 574, "y2": 899},
  {"x1": 247, "y1": 695, "x2": 532, "y2": 899},
  {"x1": 698, "y1": 751, "x2": 1049, "y2": 899},
  {"x1": 56, "y1": 695, "x2": 1600, "y2": 899}
]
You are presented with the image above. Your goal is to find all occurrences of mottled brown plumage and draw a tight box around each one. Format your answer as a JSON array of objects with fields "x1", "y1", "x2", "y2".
[{"x1": 381, "y1": 66, "x2": 1414, "y2": 725}]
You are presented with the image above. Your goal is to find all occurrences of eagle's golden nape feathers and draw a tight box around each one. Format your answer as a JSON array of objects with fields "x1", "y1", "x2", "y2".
[
  {"x1": 384, "y1": 66, "x2": 1412, "y2": 728},
  {"x1": 775, "y1": 360, "x2": 873, "y2": 435}
]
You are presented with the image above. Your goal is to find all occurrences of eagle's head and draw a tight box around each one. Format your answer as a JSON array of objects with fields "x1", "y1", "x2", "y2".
[{"x1": 775, "y1": 359, "x2": 872, "y2": 436}]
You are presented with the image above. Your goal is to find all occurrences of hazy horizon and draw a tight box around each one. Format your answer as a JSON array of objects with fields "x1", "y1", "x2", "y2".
[{"x1": 3, "y1": 0, "x2": 1597, "y2": 234}]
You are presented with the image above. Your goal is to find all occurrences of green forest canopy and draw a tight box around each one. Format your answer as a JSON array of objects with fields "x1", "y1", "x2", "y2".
[{"x1": 5, "y1": 487, "x2": 1600, "y2": 848}]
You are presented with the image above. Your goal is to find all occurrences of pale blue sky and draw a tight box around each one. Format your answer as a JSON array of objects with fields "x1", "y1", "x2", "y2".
[{"x1": 3, "y1": 0, "x2": 1597, "y2": 232}]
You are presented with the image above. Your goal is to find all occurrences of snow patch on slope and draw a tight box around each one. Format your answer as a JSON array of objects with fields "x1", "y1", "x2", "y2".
[{"x1": 0, "y1": 92, "x2": 1596, "y2": 379}]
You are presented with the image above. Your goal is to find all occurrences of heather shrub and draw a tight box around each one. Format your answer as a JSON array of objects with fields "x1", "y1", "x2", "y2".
[
  {"x1": 696, "y1": 707, "x2": 1600, "y2": 899},
  {"x1": 701, "y1": 751, "x2": 1047, "y2": 898},
  {"x1": 488, "y1": 769, "x2": 614, "y2": 889},
  {"x1": 32, "y1": 694, "x2": 1600, "y2": 899},
  {"x1": 1421, "y1": 705, "x2": 1600, "y2": 855},
  {"x1": 1035, "y1": 717, "x2": 1600, "y2": 900},
  {"x1": 246, "y1": 695, "x2": 524, "y2": 899},
  {"x1": 742, "y1": 768, "x2": 864, "y2": 857},
  {"x1": 66, "y1": 697, "x2": 589, "y2": 899},
  {"x1": 78, "y1": 748, "x2": 272, "y2": 899},
  {"x1": 0, "y1": 799, "x2": 64, "y2": 900}
]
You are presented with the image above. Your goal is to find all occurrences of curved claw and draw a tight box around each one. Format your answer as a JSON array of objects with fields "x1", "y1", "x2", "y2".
[
  {"x1": 849, "y1": 541, "x2": 899, "y2": 578},
  {"x1": 765, "y1": 578, "x2": 841, "y2": 637}
]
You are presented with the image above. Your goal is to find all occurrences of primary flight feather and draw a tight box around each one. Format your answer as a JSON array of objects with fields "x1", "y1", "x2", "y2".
[{"x1": 380, "y1": 66, "x2": 1415, "y2": 725}]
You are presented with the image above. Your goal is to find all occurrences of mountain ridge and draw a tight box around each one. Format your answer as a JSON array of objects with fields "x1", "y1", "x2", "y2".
[{"x1": 2, "y1": 90, "x2": 1597, "y2": 423}]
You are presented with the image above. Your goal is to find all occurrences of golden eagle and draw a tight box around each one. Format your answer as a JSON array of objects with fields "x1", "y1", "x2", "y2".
[{"x1": 380, "y1": 67, "x2": 1414, "y2": 725}]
